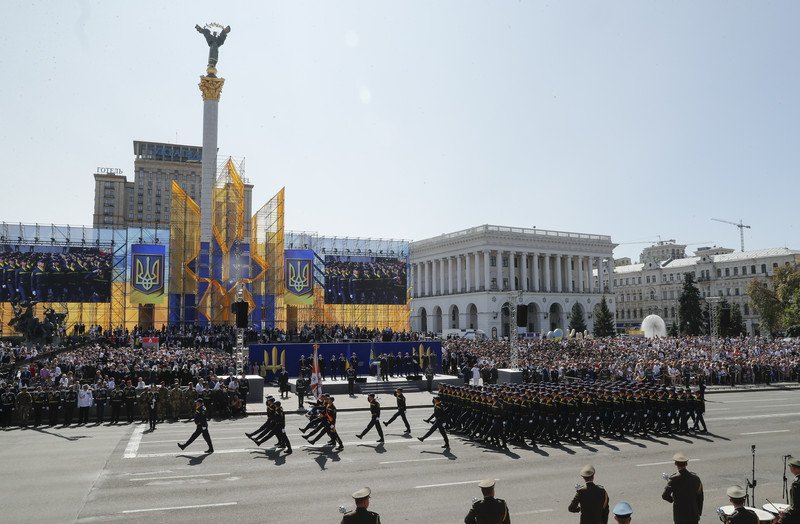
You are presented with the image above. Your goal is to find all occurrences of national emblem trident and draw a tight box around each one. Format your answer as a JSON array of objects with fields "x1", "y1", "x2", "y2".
[
  {"x1": 288, "y1": 260, "x2": 310, "y2": 294},
  {"x1": 135, "y1": 257, "x2": 161, "y2": 292}
]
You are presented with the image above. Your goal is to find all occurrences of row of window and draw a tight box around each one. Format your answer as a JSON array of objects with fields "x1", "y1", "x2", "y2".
[{"x1": 616, "y1": 302, "x2": 751, "y2": 321}]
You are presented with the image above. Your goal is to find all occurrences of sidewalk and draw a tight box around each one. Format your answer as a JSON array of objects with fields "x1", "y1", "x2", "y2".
[{"x1": 244, "y1": 379, "x2": 800, "y2": 415}]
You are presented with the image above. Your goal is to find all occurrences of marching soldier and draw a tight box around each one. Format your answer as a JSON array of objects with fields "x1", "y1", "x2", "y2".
[
  {"x1": 341, "y1": 487, "x2": 380, "y2": 524},
  {"x1": 568, "y1": 464, "x2": 609, "y2": 524},
  {"x1": 383, "y1": 388, "x2": 411, "y2": 434},
  {"x1": 723, "y1": 485, "x2": 758, "y2": 524},
  {"x1": 273, "y1": 401, "x2": 292, "y2": 455},
  {"x1": 464, "y1": 478, "x2": 510, "y2": 524},
  {"x1": 177, "y1": 398, "x2": 214, "y2": 453},
  {"x1": 612, "y1": 502, "x2": 633, "y2": 524},
  {"x1": 417, "y1": 396, "x2": 450, "y2": 450},
  {"x1": 661, "y1": 452, "x2": 703, "y2": 524},
  {"x1": 355, "y1": 393, "x2": 384, "y2": 443}
]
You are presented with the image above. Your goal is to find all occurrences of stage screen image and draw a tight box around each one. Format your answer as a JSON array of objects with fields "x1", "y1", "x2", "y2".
[
  {"x1": 324, "y1": 255, "x2": 407, "y2": 305},
  {"x1": 0, "y1": 245, "x2": 113, "y2": 303}
]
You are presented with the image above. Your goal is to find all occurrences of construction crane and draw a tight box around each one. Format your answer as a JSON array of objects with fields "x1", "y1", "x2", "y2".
[{"x1": 711, "y1": 218, "x2": 751, "y2": 252}]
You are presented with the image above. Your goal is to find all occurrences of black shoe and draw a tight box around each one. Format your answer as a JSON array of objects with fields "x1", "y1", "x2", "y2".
[
  {"x1": 284, "y1": 449, "x2": 292, "y2": 455},
  {"x1": 417, "y1": 437, "x2": 424, "y2": 442},
  {"x1": 404, "y1": 429, "x2": 411, "y2": 434},
  {"x1": 382, "y1": 421, "x2": 388, "y2": 427},
  {"x1": 442, "y1": 444, "x2": 450, "y2": 449},
  {"x1": 355, "y1": 434, "x2": 363, "y2": 439},
  {"x1": 178, "y1": 443, "x2": 185, "y2": 450},
  {"x1": 205, "y1": 448, "x2": 214, "y2": 453},
  {"x1": 377, "y1": 439, "x2": 384, "y2": 443},
  {"x1": 334, "y1": 446, "x2": 344, "y2": 451}
]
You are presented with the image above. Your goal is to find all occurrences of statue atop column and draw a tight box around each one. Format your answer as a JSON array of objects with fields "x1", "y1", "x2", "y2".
[{"x1": 195, "y1": 23, "x2": 231, "y2": 77}]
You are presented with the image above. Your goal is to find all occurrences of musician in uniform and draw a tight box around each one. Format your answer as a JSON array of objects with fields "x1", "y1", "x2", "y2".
[
  {"x1": 662, "y1": 452, "x2": 704, "y2": 524},
  {"x1": 355, "y1": 393, "x2": 384, "y2": 443},
  {"x1": 722, "y1": 485, "x2": 758, "y2": 524},
  {"x1": 177, "y1": 398, "x2": 214, "y2": 453},
  {"x1": 612, "y1": 501, "x2": 633, "y2": 524},
  {"x1": 568, "y1": 464, "x2": 609, "y2": 524},
  {"x1": 464, "y1": 478, "x2": 510, "y2": 524},
  {"x1": 341, "y1": 487, "x2": 380, "y2": 524},
  {"x1": 777, "y1": 456, "x2": 800, "y2": 523}
]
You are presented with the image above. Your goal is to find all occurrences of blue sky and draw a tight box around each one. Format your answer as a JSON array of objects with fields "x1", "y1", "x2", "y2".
[{"x1": 2, "y1": 1, "x2": 798, "y2": 262}]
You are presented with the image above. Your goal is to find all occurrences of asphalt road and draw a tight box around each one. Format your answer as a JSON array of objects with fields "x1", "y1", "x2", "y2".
[{"x1": 1, "y1": 389, "x2": 799, "y2": 523}]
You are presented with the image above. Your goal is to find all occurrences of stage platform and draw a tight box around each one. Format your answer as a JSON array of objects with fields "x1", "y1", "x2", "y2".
[{"x1": 288, "y1": 374, "x2": 464, "y2": 395}]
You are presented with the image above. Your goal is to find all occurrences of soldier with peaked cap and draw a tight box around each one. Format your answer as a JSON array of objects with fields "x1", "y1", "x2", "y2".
[
  {"x1": 776, "y1": 456, "x2": 800, "y2": 523},
  {"x1": 464, "y1": 478, "x2": 510, "y2": 524},
  {"x1": 612, "y1": 501, "x2": 633, "y2": 523},
  {"x1": 662, "y1": 452, "x2": 703, "y2": 524},
  {"x1": 340, "y1": 487, "x2": 380, "y2": 524},
  {"x1": 568, "y1": 464, "x2": 609, "y2": 524},
  {"x1": 724, "y1": 485, "x2": 758, "y2": 524}
]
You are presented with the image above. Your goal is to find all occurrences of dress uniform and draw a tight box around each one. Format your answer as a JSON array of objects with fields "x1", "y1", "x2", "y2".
[
  {"x1": 341, "y1": 487, "x2": 380, "y2": 524},
  {"x1": 568, "y1": 464, "x2": 609, "y2": 524},
  {"x1": 724, "y1": 485, "x2": 758, "y2": 524},
  {"x1": 611, "y1": 501, "x2": 633, "y2": 524},
  {"x1": 178, "y1": 399, "x2": 214, "y2": 453},
  {"x1": 355, "y1": 394, "x2": 384, "y2": 443},
  {"x1": 383, "y1": 388, "x2": 411, "y2": 434},
  {"x1": 464, "y1": 478, "x2": 510, "y2": 524},
  {"x1": 16, "y1": 387, "x2": 32, "y2": 427},
  {"x1": 780, "y1": 456, "x2": 800, "y2": 524},
  {"x1": 417, "y1": 397, "x2": 450, "y2": 449},
  {"x1": 661, "y1": 452, "x2": 703, "y2": 524}
]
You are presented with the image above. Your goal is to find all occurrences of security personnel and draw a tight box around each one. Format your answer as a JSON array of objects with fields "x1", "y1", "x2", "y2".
[
  {"x1": 16, "y1": 386, "x2": 32, "y2": 427},
  {"x1": 1, "y1": 385, "x2": 16, "y2": 428},
  {"x1": 110, "y1": 386, "x2": 124, "y2": 424},
  {"x1": 124, "y1": 381, "x2": 137, "y2": 423},
  {"x1": 724, "y1": 485, "x2": 758, "y2": 524},
  {"x1": 568, "y1": 464, "x2": 609, "y2": 524},
  {"x1": 341, "y1": 487, "x2": 380, "y2": 524},
  {"x1": 383, "y1": 388, "x2": 411, "y2": 434},
  {"x1": 464, "y1": 478, "x2": 510, "y2": 524},
  {"x1": 661, "y1": 452, "x2": 703, "y2": 524},
  {"x1": 346, "y1": 366, "x2": 357, "y2": 397},
  {"x1": 169, "y1": 381, "x2": 182, "y2": 421},
  {"x1": 777, "y1": 456, "x2": 800, "y2": 523},
  {"x1": 47, "y1": 386, "x2": 61, "y2": 426},
  {"x1": 177, "y1": 398, "x2": 214, "y2": 453},
  {"x1": 355, "y1": 393, "x2": 384, "y2": 443},
  {"x1": 611, "y1": 501, "x2": 633, "y2": 524},
  {"x1": 295, "y1": 376, "x2": 308, "y2": 410},
  {"x1": 94, "y1": 382, "x2": 108, "y2": 423}
]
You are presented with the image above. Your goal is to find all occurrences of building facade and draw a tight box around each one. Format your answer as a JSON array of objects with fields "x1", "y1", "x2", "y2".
[
  {"x1": 409, "y1": 225, "x2": 616, "y2": 338},
  {"x1": 613, "y1": 242, "x2": 800, "y2": 334},
  {"x1": 92, "y1": 141, "x2": 252, "y2": 232}
]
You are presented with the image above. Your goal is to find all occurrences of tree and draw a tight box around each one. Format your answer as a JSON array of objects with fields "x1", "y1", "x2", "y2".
[
  {"x1": 592, "y1": 296, "x2": 616, "y2": 338},
  {"x1": 730, "y1": 303, "x2": 746, "y2": 337},
  {"x1": 668, "y1": 322, "x2": 679, "y2": 337},
  {"x1": 715, "y1": 299, "x2": 732, "y2": 337},
  {"x1": 568, "y1": 303, "x2": 587, "y2": 334},
  {"x1": 678, "y1": 272, "x2": 704, "y2": 335},
  {"x1": 747, "y1": 265, "x2": 800, "y2": 335}
]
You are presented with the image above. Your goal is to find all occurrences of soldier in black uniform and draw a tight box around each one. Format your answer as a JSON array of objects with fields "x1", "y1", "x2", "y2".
[
  {"x1": 238, "y1": 373, "x2": 249, "y2": 416},
  {"x1": 661, "y1": 452, "x2": 703, "y2": 524},
  {"x1": 94, "y1": 382, "x2": 108, "y2": 423},
  {"x1": 383, "y1": 388, "x2": 411, "y2": 434},
  {"x1": 464, "y1": 478, "x2": 511, "y2": 524},
  {"x1": 777, "y1": 456, "x2": 800, "y2": 523},
  {"x1": 47, "y1": 387, "x2": 61, "y2": 426},
  {"x1": 346, "y1": 367, "x2": 357, "y2": 397},
  {"x1": 568, "y1": 464, "x2": 609, "y2": 524},
  {"x1": 110, "y1": 386, "x2": 124, "y2": 424},
  {"x1": 63, "y1": 385, "x2": 78, "y2": 426},
  {"x1": 1, "y1": 385, "x2": 16, "y2": 428},
  {"x1": 417, "y1": 396, "x2": 450, "y2": 449},
  {"x1": 295, "y1": 376, "x2": 308, "y2": 410},
  {"x1": 355, "y1": 394, "x2": 384, "y2": 443},
  {"x1": 273, "y1": 401, "x2": 292, "y2": 455},
  {"x1": 178, "y1": 398, "x2": 214, "y2": 453},
  {"x1": 124, "y1": 381, "x2": 137, "y2": 423},
  {"x1": 341, "y1": 487, "x2": 380, "y2": 524},
  {"x1": 723, "y1": 485, "x2": 758, "y2": 524},
  {"x1": 277, "y1": 367, "x2": 290, "y2": 399}
]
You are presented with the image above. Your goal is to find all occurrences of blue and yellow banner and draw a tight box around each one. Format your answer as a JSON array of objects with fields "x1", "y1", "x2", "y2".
[
  {"x1": 130, "y1": 244, "x2": 166, "y2": 304},
  {"x1": 284, "y1": 249, "x2": 314, "y2": 305}
]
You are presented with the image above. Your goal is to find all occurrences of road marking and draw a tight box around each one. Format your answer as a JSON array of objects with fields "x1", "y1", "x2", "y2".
[
  {"x1": 133, "y1": 448, "x2": 258, "y2": 459},
  {"x1": 380, "y1": 457, "x2": 448, "y2": 465},
  {"x1": 706, "y1": 412, "x2": 800, "y2": 422},
  {"x1": 723, "y1": 398, "x2": 787, "y2": 403},
  {"x1": 415, "y1": 479, "x2": 497, "y2": 489},
  {"x1": 141, "y1": 436, "x2": 244, "y2": 444},
  {"x1": 128, "y1": 470, "x2": 173, "y2": 476},
  {"x1": 740, "y1": 430, "x2": 791, "y2": 436},
  {"x1": 123, "y1": 424, "x2": 146, "y2": 459},
  {"x1": 130, "y1": 472, "x2": 231, "y2": 482},
  {"x1": 636, "y1": 459, "x2": 702, "y2": 467},
  {"x1": 120, "y1": 502, "x2": 237, "y2": 514},
  {"x1": 515, "y1": 509, "x2": 554, "y2": 515}
]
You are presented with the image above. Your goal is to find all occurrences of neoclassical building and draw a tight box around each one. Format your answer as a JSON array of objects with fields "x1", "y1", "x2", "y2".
[{"x1": 409, "y1": 225, "x2": 616, "y2": 338}]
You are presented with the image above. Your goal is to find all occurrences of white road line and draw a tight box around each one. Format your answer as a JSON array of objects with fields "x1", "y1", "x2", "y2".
[
  {"x1": 723, "y1": 398, "x2": 787, "y2": 403},
  {"x1": 379, "y1": 457, "x2": 448, "y2": 465},
  {"x1": 415, "y1": 479, "x2": 497, "y2": 489},
  {"x1": 130, "y1": 472, "x2": 231, "y2": 482},
  {"x1": 141, "y1": 436, "x2": 243, "y2": 444},
  {"x1": 740, "y1": 430, "x2": 791, "y2": 436},
  {"x1": 636, "y1": 459, "x2": 702, "y2": 467},
  {"x1": 515, "y1": 509, "x2": 554, "y2": 516},
  {"x1": 133, "y1": 448, "x2": 258, "y2": 459},
  {"x1": 120, "y1": 502, "x2": 237, "y2": 514},
  {"x1": 123, "y1": 424, "x2": 146, "y2": 459},
  {"x1": 128, "y1": 470, "x2": 173, "y2": 476},
  {"x1": 706, "y1": 412, "x2": 800, "y2": 422}
]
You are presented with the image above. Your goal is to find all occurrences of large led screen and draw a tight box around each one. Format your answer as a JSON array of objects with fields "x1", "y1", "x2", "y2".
[
  {"x1": 0, "y1": 245, "x2": 113, "y2": 303},
  {"x1": 324, "y1": 255, "x2": 407, "y2": 305}
]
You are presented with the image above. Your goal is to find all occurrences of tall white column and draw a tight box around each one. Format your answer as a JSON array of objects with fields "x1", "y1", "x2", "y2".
[
  {"x1": 509, "y1": 252, "x2": 516, "y2": 291},
  {"x1": 431, "y1": 260, "x2": 437, "y2": 296},
  {"x1": 584, "y1": 256, "x2": 591, "y2": 292},
  {"x1": 484, "y1": 250, "x2": 491, "y2": 291},
  {"x1": 543, "y1": 254, "x2": 551, "y2": 292},
  {"x1": 567, "y1": 255, "x2": 574, "y2": 293},
  {"x1": 552, "y1": 255, "x2": 560, "y2": 292},
  {"x1": 439, "y1": 258, "x2": 446, "y2": 295},
  {"x1": 474, "y1": 252, "x2": 481, "y2": 291},
  {"x1": 465, "y1": 253, "x2": 472, "y2": 292},
  {"x1": 521, "y1": 253, "x2": 528, "y2": 291},
  {"x1": 421, "y1": 261, "x2": 427, "y2": 296},
  {"x1": 532, "y1": 254, "x2": 540, "y2": 292},
  {"x1": 456, "y1": 255, "x2": 463, "y2": 293}
]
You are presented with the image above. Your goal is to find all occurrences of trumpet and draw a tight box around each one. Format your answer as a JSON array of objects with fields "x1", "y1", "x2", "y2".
[
  {"x1": 575, "y1": 483, "x2": 582, "y2": 491},
  {"x1": 338, "y1": 505, "x2": 349, "y2": 514},
  {"x1": 662, "y1": 472, "x2": 670, "y2": 481}
]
